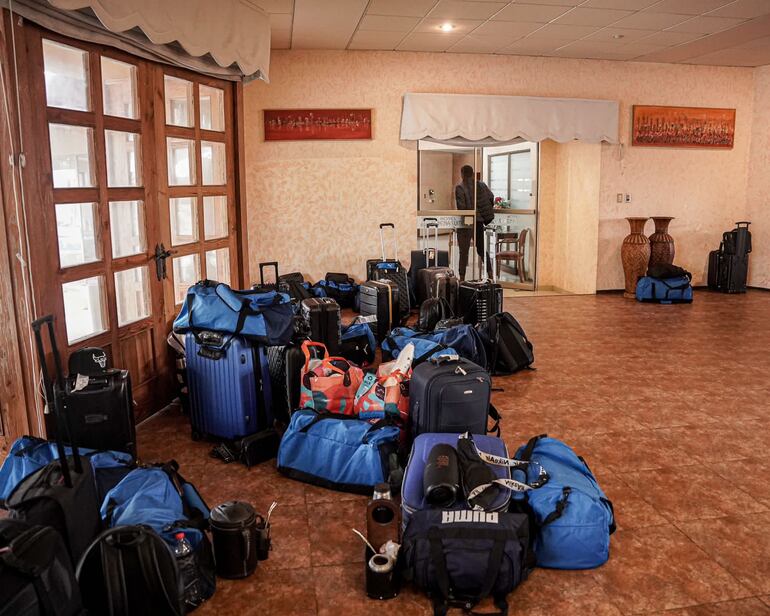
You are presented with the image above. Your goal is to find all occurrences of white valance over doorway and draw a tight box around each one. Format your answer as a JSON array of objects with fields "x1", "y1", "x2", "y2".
[{"x1": 401, "y1": 93, "x2": 619, "y2": 145}]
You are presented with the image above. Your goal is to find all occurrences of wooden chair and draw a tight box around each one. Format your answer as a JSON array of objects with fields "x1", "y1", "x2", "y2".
[{"x1": 496, "y1": 228, "x2": 528, "y2": 283}]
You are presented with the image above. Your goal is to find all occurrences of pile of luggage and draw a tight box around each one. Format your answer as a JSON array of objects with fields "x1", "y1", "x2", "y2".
[{"x1": 708, "y1": 221, "x2": 752, "y2": 293}]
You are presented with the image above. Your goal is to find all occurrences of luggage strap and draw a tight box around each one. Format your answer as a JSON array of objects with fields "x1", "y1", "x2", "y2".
[
  {"x1": 428, "y1": 526, "x2": 509, "y2": 616},
  {"x1": 0, "y1": 531, "x2": 60, "y2": 616},
  {"x1": 459, "y1": 433, "x2": 549, "y2": 508}
]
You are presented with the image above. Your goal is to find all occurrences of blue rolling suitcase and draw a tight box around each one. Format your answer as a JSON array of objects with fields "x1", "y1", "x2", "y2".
[
  {"x1": 401, "y1": 433, "x2": 512, "y2": 530},
  {"x1": 185, "y1": 331, "x2": 273, "y2": 441}
]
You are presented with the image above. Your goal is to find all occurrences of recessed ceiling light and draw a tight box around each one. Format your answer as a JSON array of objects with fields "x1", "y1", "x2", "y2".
[
  {"x1": 439, "y1": 23, "x2": 455, "y2": 32},
  {"x1": 612, "y1": 34, "x2": 625, "y2": 39}
]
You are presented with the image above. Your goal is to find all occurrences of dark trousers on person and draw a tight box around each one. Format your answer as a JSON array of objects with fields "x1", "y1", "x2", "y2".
[{"x1": 456, "y1": 224, "x2": 491, "y2": 281}]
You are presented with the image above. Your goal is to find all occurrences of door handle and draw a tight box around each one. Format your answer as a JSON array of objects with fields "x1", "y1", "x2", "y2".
[{"x1": 154, "y1": 243, "x2": 174, "y2": 281}]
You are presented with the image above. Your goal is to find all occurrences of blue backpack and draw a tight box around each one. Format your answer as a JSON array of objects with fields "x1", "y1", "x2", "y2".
[
  {"x1": 277, "y1": 410, "x2": 401, "y2": 494},
  {"x1": 512, "y1": 435, "x2": 615, "y2": 570},
  {"x1": 383, "y1": 325, "x2": 487, "y2": 367},
  {"x1": 636, "y1": 276, "x2": 693, "y2": 304},
  {"x1": 173, "y1": 280, "x2": 294, "y2": 345},
  {"x1": 0, "y1": 435, "x2": 134, "y2": 506}
]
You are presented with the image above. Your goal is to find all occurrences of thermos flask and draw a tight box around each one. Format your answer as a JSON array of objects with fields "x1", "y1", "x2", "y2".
[{"x1": 209, "y1": 501, "x2": 259, "y2": 579}]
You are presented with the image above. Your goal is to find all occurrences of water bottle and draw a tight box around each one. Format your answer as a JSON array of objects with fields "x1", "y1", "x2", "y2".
[{"x1": 173, "y1": 532, "x2": 193, "y2": 558}]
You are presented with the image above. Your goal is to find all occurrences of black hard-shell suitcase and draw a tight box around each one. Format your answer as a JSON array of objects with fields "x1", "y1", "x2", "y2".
[
  {"x1": 300, "y1": 297, "x2": 341, "y2": 355},
  {"x1": 410, "y1": 219, "x2": 449, "y2": 301},
  {"x1": 266, "y1": 343, "x2": 305, "y2": 422},
  {"x1": 459, "y1": 280, "x2": 503, "y2": 325},
  {"x1": 366, "y1": 223, "x2": 410, "y2": 316},
  {"x1": 409, "y1": 356, "x2": 495, "y2": 437},
  {"x1": 8, "y1": 316, "x2": 102, "y2": 566},
  {"x1": 0, "y1": 519, "x2": 84, "y2": 616},
  {"x1": 707, "y1": 248, "x2": 722, "y2": 290},
  {"x1": 359, "y1": 279, "x2": 399, "y2": 342},
  {"x1": 415, "y1": 222, "x2": 456, "y2": 307}
]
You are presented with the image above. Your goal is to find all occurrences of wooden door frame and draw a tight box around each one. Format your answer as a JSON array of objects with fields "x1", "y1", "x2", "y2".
[{"x1": 0, "y1": 10, "x2": 250, "y2": 439}]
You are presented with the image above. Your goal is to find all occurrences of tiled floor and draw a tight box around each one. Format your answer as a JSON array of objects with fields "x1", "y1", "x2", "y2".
[{"x1": 136, "y1": 290, "x2": 770, "y2": 615}]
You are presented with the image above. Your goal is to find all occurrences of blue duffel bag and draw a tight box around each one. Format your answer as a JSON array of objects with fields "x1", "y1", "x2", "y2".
[
  {"x1": 636, "y1": 275, "x2": 693, "y2": 304},
  {"x1": 277, "y1": 410, "x2": 401, "y2": 494},
  {"x1": 173, "y1": 280, "x2": 294, "y2": 345},
  {"x1": 383, "y1": 324, "x2": 487, "y2": 367},
  {"x1": 511, "y1": 435, "x2": 615, "y2": 570},
  {"x1": 0, "y1": 435, "x2": 134, "y2": 507}
]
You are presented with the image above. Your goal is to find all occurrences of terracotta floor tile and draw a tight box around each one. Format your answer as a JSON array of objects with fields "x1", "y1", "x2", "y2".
[
  {"x1": 645, "y1": 597, "x2": 770, "y2": 615},
  {"x1": 659, "y1": 425, "x2": 764, "y2": 463},
  {"x1": 677, "y1": 513, "x2": 770, "y2": 595},
  {"x1": 762, "y1": 596, "x2": 770, "y2": 608},
  {"x1": 708, "y1": 457, "x2": 770, "y2": 508},
  {"x1": 258, "y1": 504, "x2": 312, "y2": 572},
  {"x1": 508, "y1": 569, "x2": 624, "y2": 616},
  {"x1": 308, "y1": 499, "x2": 369, "y2": 567},
  {"x1": 592, "y1": 524, "x2": 752, "y2": 613},
  {"x1": 600, "y1": 474, "x2": 668, "y2": 530},
  {"x1": 618, "y1": 465, "x2": 767, "y2": 522}
]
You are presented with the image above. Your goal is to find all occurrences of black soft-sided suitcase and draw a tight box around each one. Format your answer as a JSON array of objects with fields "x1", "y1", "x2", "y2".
[
  {"x1": 359, "y1": 279, "x2": 399, "y2": 342},
  {"x1": 722, "y1": 221, "x2": 752, "y2": 256},
  {"x1": 459, "y1": 280, "x2": 503, "y2": 325},
  {"x1": 49, "y1": 369, "x2": 136, "y2": 457},
  {"x1": 267, "y1": 343, "x2": 305, "y2": 422},
  {"x1": 410, "y1": 219, "x2": 449, "y2": 302},
  {"x1": 409, "y1": 356, "x2": 494, "y2": 437},
  {"x1": 418, "y1": 270, "x2": 459, "y2": 315},
  {"x1": 0, "y1": 520, "x2": 84, "y2": 616},
  {"x1": 719, "y1": 254, "x2": 748, "y2": 293},
  {"x1": 707, "y1": 248, "x2": 722, "y2": 290},
  {"x1": 366, "y1": 223, "x2": 410, "y2": 316},
  {"x1": 300, "y1": 297, "x2": 341, "y2": 354}
]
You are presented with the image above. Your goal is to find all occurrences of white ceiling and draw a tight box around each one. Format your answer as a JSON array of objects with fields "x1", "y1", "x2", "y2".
[{"x1": 256, "y1": 0, "x2": 770, "y2": 67}]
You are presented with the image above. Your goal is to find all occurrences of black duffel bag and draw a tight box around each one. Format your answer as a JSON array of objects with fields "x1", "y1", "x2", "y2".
[
  {"x1": 400, "y1": 509, "x2": 533, "y2": 616},
  {"x1": 476, "y1": 312, "x2": 534, "y2": 375}
]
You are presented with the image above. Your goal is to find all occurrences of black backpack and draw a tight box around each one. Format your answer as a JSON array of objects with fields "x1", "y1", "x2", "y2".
[
  {"x1": 418, "y1": 297, "x2": 454, "y2": 332},
  {"x1": 76, "y1": 525, "x2": 186, "y2": 616},
  {"x1": 477, "y1": 312, "x2": 534, "y2": 375},
  {"x1": 0, "y1": 520, "x2": 83, "y2": 616}
]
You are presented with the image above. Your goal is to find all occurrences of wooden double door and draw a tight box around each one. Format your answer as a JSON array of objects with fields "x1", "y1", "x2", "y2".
[{"x1": 6, "y1": 20, "x2": 245, "y2": 424}]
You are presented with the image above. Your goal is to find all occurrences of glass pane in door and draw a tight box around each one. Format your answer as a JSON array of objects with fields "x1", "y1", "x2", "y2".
[
  {"x1": 164, "y1": 76, "x2": 194, "y2": 127},
  {"x1": 200, "y1": 85, "x2": 225, "y2": 131},
  {"x1": 109, "y1": 200, "x2": 146, "y2": 257},
  {"x1": 167, "y1": 138, "x2": 196, "y2": 186},
  {"x1": 49, "y1": 124, "x2": 95, "y2": 188},
  {"x1": 42, "y1": 39, "x2": 90, "y2": 111},
  {"x1": 105, "y1": 130, "x2": 142, "y2": 187},
  {"x1": 62, "y1": 275, "x2": 108, "y2": 343},
  {"x1": 55, "y1": 202, "x2": 100, "y2": 267},
  {"x1": 169, "y1": 197, "x2": 198, "y2": 245},
  {"x1": 173, "y1": 254, "x2": 200, "y2": 304},
  {"x1": 205, "y1": 248, "x2": 230, "y2": 285},
  {"x1": 489, "y1": 154, "x2": 509, "y2": 201},
  {"x1": 203, "y1": 196, "x2": 228, "y2": 239},
  {"x1": 493, "y1": 212, "x2": 536, "y2": 287},
  {"x1": 509, "y1": 151, "x2": 533, "y2": 210},
  {"x1": 201, "y1": 141, "x2": 226, "y2": 185},
  {"x1": 101, "y1": 57, "x2": 138, "y2": 119},
  {"x1": 114, "y1": 266, "x2": 150, "y2": 326}
]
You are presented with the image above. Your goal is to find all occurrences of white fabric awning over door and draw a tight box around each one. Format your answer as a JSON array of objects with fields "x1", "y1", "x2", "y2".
[
  {"x1": 401, "y1": 93, "x2": 619, "y2": 144},
  {"x1": 48, "y1": 0, "x2": 270, "y2": 79}
]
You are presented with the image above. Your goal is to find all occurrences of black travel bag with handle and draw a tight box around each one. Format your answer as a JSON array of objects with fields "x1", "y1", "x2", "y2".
[
  {"x1": 459, "y1": 280, "x2": 503, "y2": 326},
  {"x1": 266, "y1": 343, "x2": 306, "y2": 423},
  {"x1": 409, "y1": 355, "x2": 499, "y2": 438},
  {"x1": 300, "y1": 297, "x2": 342, "y2": 355},
  {"x1": 410, "y1": 219, "x2": 450, "y2": 302},
  {"x1": 7, "y1": 316, "x2": 102, "y2": 566},
  {"x1": 0, "y1": 519, "x2": 84, "y2": 616},
  {"x1": 366, "y1": 223, "x2": 410, "y2": 317},
  {"x1": 359, "y1": 278, "x2": 400, "y2": 342},
  {"x1": 476, "y1": 312, "x2": 534, "y2": 375}
]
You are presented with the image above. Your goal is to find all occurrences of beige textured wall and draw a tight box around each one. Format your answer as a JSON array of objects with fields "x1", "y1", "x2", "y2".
[
  {"x1": 243, "y1": 50, "x2": 755, "y2": 287},
  {"x1": 746, "y1": 66, "x2": 770, "y2": 288},
  {"x1": 419, "y1": 152, "x2": 453, "y2": 210}
]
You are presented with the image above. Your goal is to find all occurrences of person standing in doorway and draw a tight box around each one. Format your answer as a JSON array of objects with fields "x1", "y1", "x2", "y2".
[{"x1": 455, "y1": 165, "x2": 494, "y2": 280}]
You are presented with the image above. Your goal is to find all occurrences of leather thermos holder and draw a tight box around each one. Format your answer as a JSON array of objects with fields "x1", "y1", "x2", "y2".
[
  {"x1": 209, "y1": 501, "x2": 259, "y2": 579},
  {"x1": 366, "y1": 484, "x2": 400, "y2": 551}
]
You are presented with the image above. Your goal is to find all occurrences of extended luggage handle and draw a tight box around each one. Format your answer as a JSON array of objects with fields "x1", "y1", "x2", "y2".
[
  {"x1": 379, "y1": 223, "x2": 398, "y2": 262},
  {"x1": 30, "y1": 315, "x2": 83, "y2": 487},
  {"x1": 421, "y1": 218, "x2": 441, "y2": 267},
  {"x1": 259, "y1": 262, "x2": 280, "y2": 289}
]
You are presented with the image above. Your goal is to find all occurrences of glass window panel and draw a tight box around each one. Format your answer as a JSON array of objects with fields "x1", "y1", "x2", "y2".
[
  {"x1": 43, "y1": 39, "x2": 90, "y2": 111},
  {"x1": 509, "y1": 151, "x2": 532, "y2": 210},
  {"x1": 164, "y1": 76, "x2": 194, "y2": 127},
  {"x1": 167, "y1": 137, "x2": 196, "y2": 186},
  {"x1": 114, "y1": 266, "x2": 150, "y2": 326},
  {"x1": 173, "y1": 254, "x2": 200, "y2": 304},
  {"x1": 55, "y1": 202, "x2": 100, "y2": 268},
  {"x1": 201, "y1": 141, "x2": 226, "y2": 185},
  {"x1": 205, "y1": 248, "x2": 230, "y2": 285},
  {"x1": 203, "y1": 196, "x2": 228, "y2": 239},
  {"x1": 110, "y1": 200, "x2": 146, "y2": 258},
  {"x1": 199, "y1": 85, "x2": 225, "y2": 131},
  {"x1": 170, "y1": 197, "x2": 198, "y2": 246},
  {"x1": 105, "y1": 130, "x2": 142, "y2": 187},
  {"x1": 49, "y1": 123, "x2": 95, "y2": 188},
  {"x1": 101, "y1": 57, "x2": 138, "y2": 119},
  {"x1": 489, "y1": 155, "x2": 509, "y2": 202},
  {"x1": 62, "y1": 276, "x2": 108, "y2": 344}
]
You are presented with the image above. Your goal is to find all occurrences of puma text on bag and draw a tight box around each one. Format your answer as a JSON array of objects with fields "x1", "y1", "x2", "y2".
[
  {"x1": 512, "y1": 435, "x2": 615, "y2": 570},
  {"x1": 400, "y1": 509, "x2": 532, "y2": 616}
]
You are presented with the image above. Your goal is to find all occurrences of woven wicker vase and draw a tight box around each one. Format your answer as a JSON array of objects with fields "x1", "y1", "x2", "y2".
[
  {"x1": 649, "y1": 216, "x2": 675, "y2": 268},
  {"x1": 621, "y1": 217, "x2": 650, "y2": 299}
]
